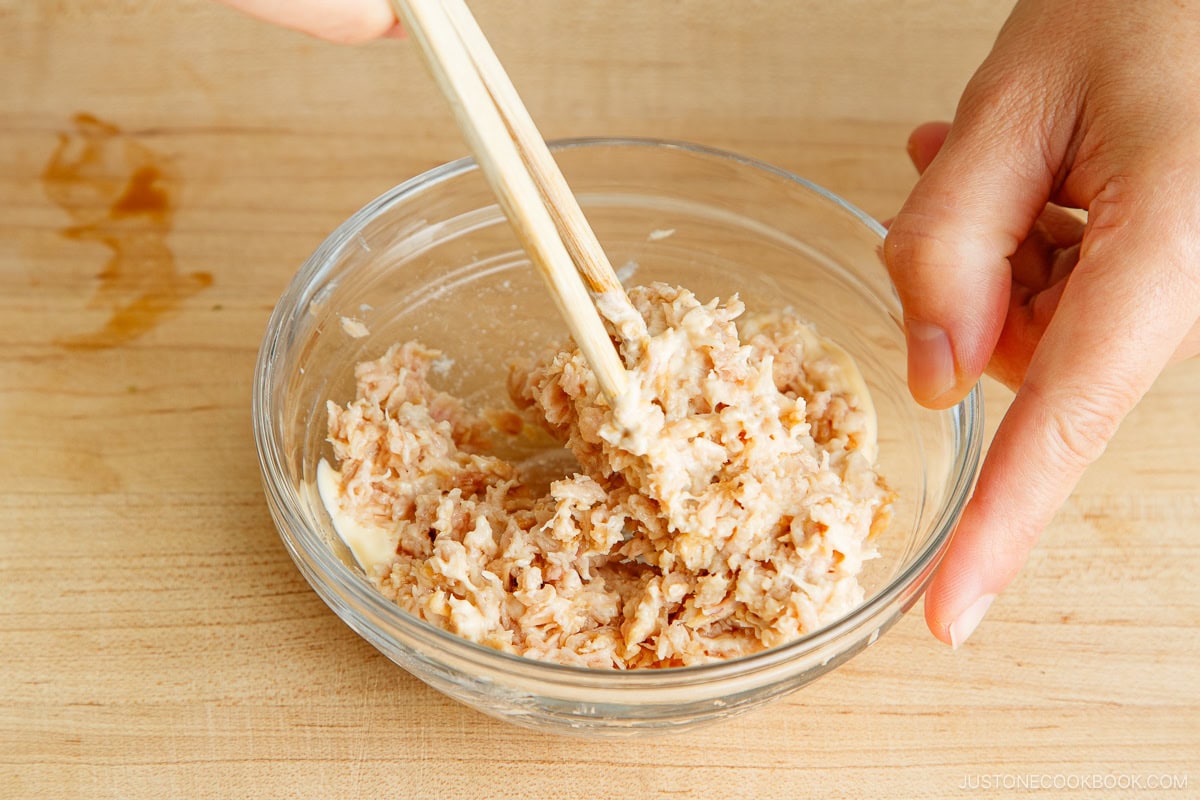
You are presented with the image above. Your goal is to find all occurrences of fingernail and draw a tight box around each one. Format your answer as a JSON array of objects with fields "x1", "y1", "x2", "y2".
[
  {"x1": 905, "y1": 320, "x2": 956, "y2": 403},
  {"x1": 949, "y1": 593, "x2": 995, "y2": 650}
]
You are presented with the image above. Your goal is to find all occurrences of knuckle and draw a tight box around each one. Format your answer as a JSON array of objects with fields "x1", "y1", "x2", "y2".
[
  {"x1": 953, "y1": 59, "x2": 1068, "y2": 184},
  {"x1": 958, "y1": 60, "x2": 1045, "y2": 135},
  {"x1": 959, "y1": 68, "x2": 1024, "y2": 120},
  {"x1": 1038, "y1": 382, "x2": 1130, "y2": 470},
  {"x1": 1083, "y1": 174, "x2": 1200, "y2": 308},
  {"x1": 1082, "y1": 178, "x2": 1138, "y2": 241}
]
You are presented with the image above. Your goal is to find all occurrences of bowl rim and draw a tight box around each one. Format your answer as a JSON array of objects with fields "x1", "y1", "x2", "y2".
[{"x1": 253, "y1": 136, "x2": 983, "y2": 687}]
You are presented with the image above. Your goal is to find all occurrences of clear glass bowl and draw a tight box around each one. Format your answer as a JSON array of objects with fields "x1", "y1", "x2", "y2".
[{"x1": 253, "y1": 139, "x2": 982, "y2": 736}]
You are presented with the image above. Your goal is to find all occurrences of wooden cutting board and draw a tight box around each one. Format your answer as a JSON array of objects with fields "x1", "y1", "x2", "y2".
[{"x1": 1, "y1": 2, "x2": 1196, "y2": 798}]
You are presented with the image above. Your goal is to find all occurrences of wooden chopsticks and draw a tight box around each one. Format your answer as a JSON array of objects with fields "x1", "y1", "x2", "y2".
[{"x1": 389, "y1": 0, "x2": 638, "y2": 402}]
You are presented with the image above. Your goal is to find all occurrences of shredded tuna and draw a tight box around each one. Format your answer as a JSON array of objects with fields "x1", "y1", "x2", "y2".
[{"x1": 319, "y1": 283, "x2": 893, "y2": 669}]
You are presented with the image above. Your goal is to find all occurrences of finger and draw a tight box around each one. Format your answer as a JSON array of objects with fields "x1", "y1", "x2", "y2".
[
  {"x1": 885, "y1": 77, "x2": 1062, "y2": 408},
  {"x1": 1008, "y1": 207, "x2": 1084, "y2": 290},
  {"x1": 924, "y1": 181, "x2": 1200, "y2": 646},
  {"x1": 214, "y1": 0, "x2": 400, "y2": 44},
  {"x1": 989, "y1": 228, "x2": 1196, "y2": 391},
  {"x1": 989, "y1": 208, "x2": 1083, "y2": 388},
  {"x1": 1173, "y1": 321, "x2": 1200, "y2": 365},
  {"x1": 988, "y1": 274, "x2": 1068, "y2": 390},
  {"x1": 906, "y1": 121, "x2": 951, "y2": 174}
]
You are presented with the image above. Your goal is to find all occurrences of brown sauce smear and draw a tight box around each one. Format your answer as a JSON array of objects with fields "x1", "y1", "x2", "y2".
[{"x1": 42, "y1": 112, "x2": 212, "y2": 350}]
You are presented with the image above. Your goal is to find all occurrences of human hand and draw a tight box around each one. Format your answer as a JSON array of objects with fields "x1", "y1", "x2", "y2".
[
  {"x1": 212, "y1": 0, "x2": 401, "y2": 44},
  {"x1": 885, "y1": 0, "x2": 1200, "y2": 647}
]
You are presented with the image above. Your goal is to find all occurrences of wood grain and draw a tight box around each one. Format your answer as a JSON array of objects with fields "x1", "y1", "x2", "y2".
[{"x1": 1, "y1": 2, "x2": 1196, "y2": 799}]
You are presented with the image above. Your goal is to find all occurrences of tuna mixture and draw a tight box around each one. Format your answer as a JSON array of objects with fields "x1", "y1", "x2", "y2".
[{"x1": 317, "y1": 283, "x2": 893, "y2": 669}]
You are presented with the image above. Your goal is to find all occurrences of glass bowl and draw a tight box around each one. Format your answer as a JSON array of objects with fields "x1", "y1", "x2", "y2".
[{"x1": 253, "y1": 139, "x2": 982, "y2": 736}]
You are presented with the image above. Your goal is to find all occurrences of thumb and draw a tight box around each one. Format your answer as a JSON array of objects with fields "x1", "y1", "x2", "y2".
[{"x1": 885, "y1": 87, "x2": 1058, "y2": 407}]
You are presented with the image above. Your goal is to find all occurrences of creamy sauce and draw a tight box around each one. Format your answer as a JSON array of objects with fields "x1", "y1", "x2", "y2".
[{"x1": 317, "y1": 458, "x2": 398, "y2": 572}]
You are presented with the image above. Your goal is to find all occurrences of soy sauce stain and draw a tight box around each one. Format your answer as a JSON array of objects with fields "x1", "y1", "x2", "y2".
[{"x1": 42, "y1": 112, "x2": 212, "y2": 350}]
